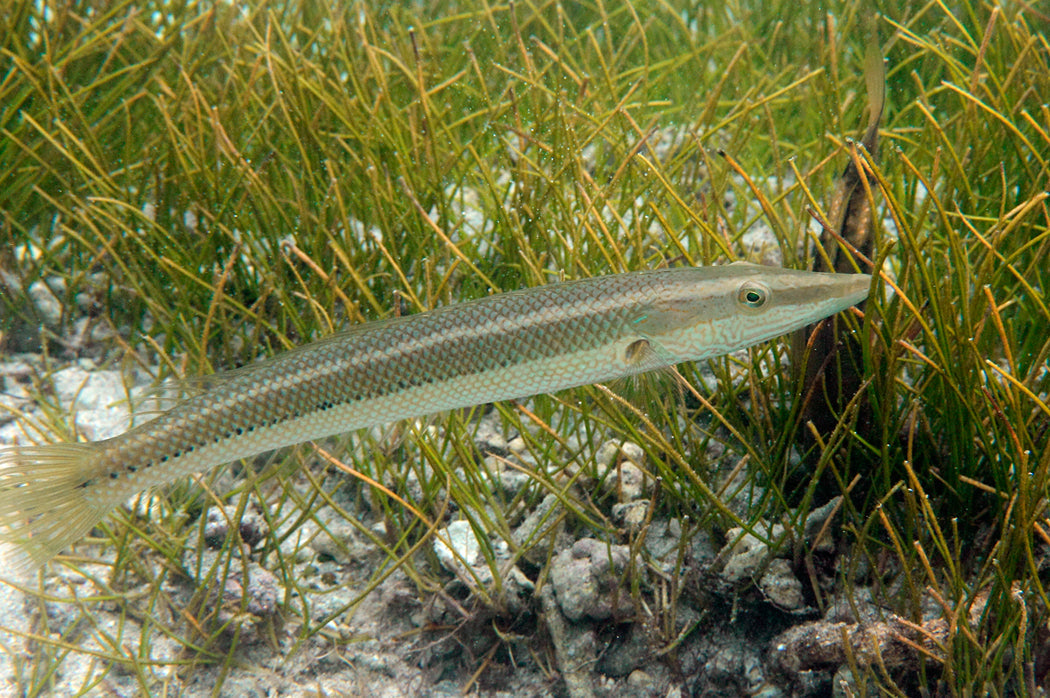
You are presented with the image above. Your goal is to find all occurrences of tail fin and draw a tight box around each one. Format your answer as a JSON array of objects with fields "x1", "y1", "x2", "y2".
[{"x1": 0, "y1": 443, "x2": 109, "y2": 574}]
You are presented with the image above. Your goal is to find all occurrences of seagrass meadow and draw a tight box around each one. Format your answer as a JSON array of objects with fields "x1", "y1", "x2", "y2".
[{"x1": 0, "y1": 1, "x2": 1047, "y2": 695}]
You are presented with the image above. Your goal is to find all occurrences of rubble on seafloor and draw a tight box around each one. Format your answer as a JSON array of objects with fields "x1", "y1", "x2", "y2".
[{"x1": 1, "y1": 348, "x2": 1002, "y2": 697}]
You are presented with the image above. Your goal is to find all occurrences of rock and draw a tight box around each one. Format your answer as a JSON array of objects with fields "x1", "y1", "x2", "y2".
[
  {"x1": 627, "y1": 669, "x2": 655, "y2": 687},
  {"x1": 720, "y1": 525, "x2": 809, "y2": 610},
  {"x1": 611, "y1": 500, "x2": 650, "y2": 529},
  {"x1": 434, "y1": 520, "x2": 484, "y2": 573},
  {"x1": 642, "y1": 517, "x2": 681, "y2": 561},
  {"x1": 0, "y1": 273, "x2": 44, "y2": 351},
  {"x1": 610, "y1": 462, "x2": 648, "y2": 502},
  {"x1": 203, "y1": 504, "x2": 269, "y2": 549},
  {"x1": 74, "y1": 290, "x2": 100, "y2": 314},
  {"x1": 203, "y1": 507, "x2": 229, "y2": 547},
  {"x1": 182, "y1": 552, "x2": 282, "y2": 640},
  {"x1": 741, "y1": 223, "x2": 783, "y2": 267},
  {"x1": 538, "y1": 584, "x2": 598, "y2": 698},
  {"x1": 223, "y1": 564, "x2": 280, "y2": 617},
  {"x1": 803, "y1": 497, "x2": 842, "y2": 552},
  {"x1": 304, "y1": 512, "x2": 361, "y2": 563},
  {"x1": 719, "y1": 525, "x2": 783, "y2": 584},
  {"x1": 481, "y1": 454, "x2": 531, "y2": 497},
  {"x1": 88, "y1": 317, "x2": 117, "y2": 344},
  {"x1": 497, "y1": 565, "x2": 536, "y2": 616},
  {"x1": 823, "y1": 586, "x2": 879, "y2": 624},
  {"x1": 704, "y1": 642, "x2": 745, "y2": 683},
  {"x1": 276, "y1": 535, "x2": 312, "y2": 565},
  {"x1": 0, "y1": 359, "x2": 34, "y2": 394},
  {"x1": 742, "y1": 649, "x2": 770, "y2": 695},
  {"x1": 832, "y1": 665, "x2": 873, "y2": 698},
  {"x1": 237, "y1": 507, "x2": 269, "y2": 547},
  {"x1": 768, "y1": 586, "x2": 993, "y2": 677},
  {"x1": 432, "y1": 520, "x2": 533, "y2": 612},
  {"x1": 550, "y1": 538, "x2": 638, "y2": 621},
  {"x1": 758, "y1": 558, "x2": 805, "y2": 611},
  {"x1": 28, "y1": 278, "x2": 63, "y2": 328},
  {"x1": 0, "y1": 360, "x2": 34, "y2": 418},
  {"x1": 695, "y1": 640, "x2": 775, "y2": 696},
  {"x1": 442, "y1": 184, "x2": 488, "y2": 246},
  {"x1": 473, "y1": 412, "x2": 510, "y2": 455},
  {"x1": 597, "y1": 623, "x2": 650, "y2": 677},
  {"x1": 596, "y1": 441, "x2": 649, "y2": 502},
  {"x1": 51, "y1": 364, "x2": 134, "y2": 439},
  {"x1": 595, "y1": 440, "x2": 644, "y2": 468},
  {"x1": 512, "y1": 494, "x2": 566, "y2": 565}
]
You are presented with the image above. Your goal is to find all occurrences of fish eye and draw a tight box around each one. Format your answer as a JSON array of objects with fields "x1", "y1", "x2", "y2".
[{"x1": 737, "y1": 283, "x2": 768, "y2": 308}]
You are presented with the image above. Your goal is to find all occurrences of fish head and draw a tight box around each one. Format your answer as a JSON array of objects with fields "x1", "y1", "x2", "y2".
[{"x1": 630, "y1": 262, "x2": 871, "y2": 362}]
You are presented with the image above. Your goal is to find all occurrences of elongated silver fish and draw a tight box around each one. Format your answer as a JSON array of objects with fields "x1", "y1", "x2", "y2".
[{"x1": 0, "y1": 262, "x2": 869, "y2": 571}]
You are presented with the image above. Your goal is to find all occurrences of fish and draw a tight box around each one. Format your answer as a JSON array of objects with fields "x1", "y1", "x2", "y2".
[{"x1": 0, "y1": 262, "x2": 870, "y2": 572}]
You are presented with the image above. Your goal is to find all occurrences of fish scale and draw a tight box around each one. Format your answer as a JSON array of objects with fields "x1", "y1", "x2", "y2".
[{"x1": 0, "y1": 263, "x2": 870, "y2": 571}]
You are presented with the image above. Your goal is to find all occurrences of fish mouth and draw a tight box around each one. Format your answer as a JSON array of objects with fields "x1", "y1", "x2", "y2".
[
  {"x1": 825, "y1": 272, "x2": 873, "y2": 306},
  {"x1": 841, "y1": 273, "x2": 873, "y2": 302}
]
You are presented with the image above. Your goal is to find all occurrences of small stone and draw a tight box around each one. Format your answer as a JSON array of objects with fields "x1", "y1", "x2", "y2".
[
  {"x1": 550, "y1": 538, "x2": 637, "y2": 621},
  {"x1": 481, "y1": 454, "x2": 530, "y2": 496},
  {"x1": 225, "y1": 565, "x2": 279, "y2": 617},
  {"x1": 705, "y1": 643, "x2": 745, "y2": 682},
  {"x1": 598, "y1": 624, "x2": 651, "y2": 677},
  {"x1": 832, "y1": 665, "x2": 868, "y2": 698},
  {"x1": 74, "y1": 291, "x2": 100, "y2": 314},
  {"x1": 474, "y1": 417, "x2": 510, "y2": 455},
  {"x1": 612, "y1": 500, "x2": 649, "y2": 529},
  {"x1": 182, "y1": 551, "x2": 280, "y2": 621},
  {"x1": 89, "y1": 320, "x2": 117, "y2": 344},
  {"x1": 719, "y1": 524, "x2": 784, "y2": 584},
  {"x1": 759, "y1": 558, "x2": 805, "y2": 611},
  {"x1": 202, "y1": 505, "x2": 268, "y2": 548},
  {"x1": 612, "y1": 462, "x2": 648, "y2": 502},
  {"x1": 512, "y1": 494, "x2": 565, "y2": 565},
  {"x1": 305, "y1": 513, "x2": 360, "y2": 563},
  {"x1": 28, "y1": 279, "x2": 62, "y2": 327},
  {"x1": 237, "y1": 507, "x2": 268, "y2": 547},
  {"x1": 203, "y1": 507, "x2": 230, "y2": 547},
  {"x1": 803, "y1": 497, "x2": 842, "y2": 552},
  {"x1": 596, "y1": 441, "x2": 619, "y2": 468},
  {"x1": 596, "y1": 440, "x2": 649, "y2": 501},
  {"x1": 498, "y1": 565, "x2": 535, "y2": 615},
  {"x1": 595, "y1": 440, "x2": 644, "y2": 468},
  {"x1": 627, "y1": 669, "x2": 656, "y2": 689},
  {"x1": 51, "y1": 366, "x2": 133, "y2": 439},
  {"x1": 434, "y1": 520, "x2": 483, "y2": 573}
]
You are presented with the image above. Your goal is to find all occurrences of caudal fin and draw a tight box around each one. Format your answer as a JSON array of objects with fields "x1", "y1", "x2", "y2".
[{"x1": 0, "y1": 443, "x2": 109, "y2": 574}]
